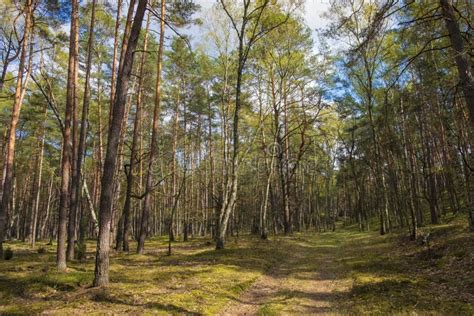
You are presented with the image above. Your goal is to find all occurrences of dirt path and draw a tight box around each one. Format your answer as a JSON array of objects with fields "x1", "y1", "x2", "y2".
[{"x1": 219, "y1": 237, "x2": 348, "y2": 315}]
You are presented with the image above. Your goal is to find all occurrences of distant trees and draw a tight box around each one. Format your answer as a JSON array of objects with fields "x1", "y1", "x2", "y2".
[
  {"x1": 137, "y1": 0, "x2": 199, "y2": 254},
  {"x1": 329, "y1": 0, "x2": 473, "y2": 234},
  {"x1": 215, "y1": 0, "x2": 293, "y2": 249}
]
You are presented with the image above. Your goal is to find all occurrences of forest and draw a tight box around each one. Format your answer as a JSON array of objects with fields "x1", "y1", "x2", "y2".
[{"x1": 0, "y1": 0, "x2": 473, "y2": 314}]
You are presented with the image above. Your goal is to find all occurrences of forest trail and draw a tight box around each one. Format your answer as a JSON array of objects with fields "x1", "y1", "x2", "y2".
[
  {"x1": 220, "y1": 236, "x2": 348, "y2": 315},
  {"x1": 1, "y1": 220, "x2": 473, "y2": 315}
]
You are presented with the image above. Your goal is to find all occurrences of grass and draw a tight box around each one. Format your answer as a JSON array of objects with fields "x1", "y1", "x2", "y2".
[
  {"x1": 334, "y1": 215, "x2": 474, "y2": 315},
  {"x1": 0, "y1": 215, "x2": 473, "y2": 315},
  {"x1": 0, "y1": 236, "x2": 287, "y2": 315}
]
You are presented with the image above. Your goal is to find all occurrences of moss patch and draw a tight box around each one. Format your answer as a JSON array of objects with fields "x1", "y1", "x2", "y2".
[{"x1": 1, "y1": 216, "x2": 473, "y2": 315}]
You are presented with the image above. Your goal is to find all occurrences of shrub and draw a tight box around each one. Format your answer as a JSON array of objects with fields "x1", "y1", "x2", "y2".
[{"x1": 4, "y1": 247, "x2": 13, "y2": 260}]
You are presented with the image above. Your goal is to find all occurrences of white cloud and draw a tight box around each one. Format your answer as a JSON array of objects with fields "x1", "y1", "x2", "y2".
[
  {"x1": 304, "y1": 0, "x2": 332, "y2": 30},
  {"x1": 188, "y1": 0, "x2": 333, "y2": 50}
]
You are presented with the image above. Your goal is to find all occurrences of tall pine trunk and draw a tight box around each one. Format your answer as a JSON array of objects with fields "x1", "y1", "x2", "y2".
[
  {"x1": 137, "y1": 0, "x2": 165, "y2": 254},
  {"x1": 30, "y1": 119, "x2": 45, "y2": 248},
  {"x1": 117, "y1": 11, "x2": 151, "y2": 252},
  {"x1": 57, "y1": 0, "x2": 78, "y2": 270},
  {"x1": 0, "y1": 0, "x2": 34, "y2": 259},
  {"x1": 75, "y1": 0, "x2": 97, "y2": 258},
  {"x1": 93, "y1": 0, "x2": 148, "y2": 287},
  {"x1": 67, "y1": 0, "x2": 81, "y2": 260}
]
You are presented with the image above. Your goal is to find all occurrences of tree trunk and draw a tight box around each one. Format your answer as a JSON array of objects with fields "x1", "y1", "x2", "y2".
[
  {"x1": 67, "y1": 0, "x2": 81, "y2": 260},
  {"x1": 440, "y1": 0, "x2": 474, "y2": 126},
  {"x1": 75, "y1": 0, "x2": 97, "y2": 257},
  {"x1": 106, "y1": 1, "x2": 137, "y2": 249},
  {"x1": 57, "y1": 0, "x2": 78, "y2": 270},
  {"x1": 118, "y1": 11, "x2": 150, "y2": 252},
  {"x1": 137, "y1": 0, "x2": 165, "y2": 254},
  {"x1": 109, "y1": 0, "x2": 124, "y2": 124},
  {"x1": 30, "y1": 131, "x2": 45, "y2": 248},
  {"x1": 170, "y1": 93, "x2": 180, "y2": 242},
  {"x1": 93, "y1": 0, "x2": 148, "y2": 287},
  {"x1": 0, "y1": 0, "x2": 34, "y2": 259},
  {"x1": 216, "y1": 58, "x2": 242, "y2": 249},
  {"x1": 216, "y1": 0, "x2": 274, "y2": 249},
  {"x1": 40, "y1": 175, "x2": 54, "y2": 239}
]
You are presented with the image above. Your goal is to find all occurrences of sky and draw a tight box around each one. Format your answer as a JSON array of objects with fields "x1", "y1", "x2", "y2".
[
  {"x1": 192, "y1": 0, "x2": 332, "y2": 27},
  {"x1": 300, "y1": 0, "x2": 333, "y2": 30},
  {"x1": 54, "y1": 0, "x2": 334, "y2": 54},
  {"x1": 185, "y1": 0, "x2": 333, "y2": 49}
]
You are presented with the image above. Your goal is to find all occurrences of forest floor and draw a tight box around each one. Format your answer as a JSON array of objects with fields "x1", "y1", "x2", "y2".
[{"x1": 1, "y1": 215, "x2": 473, "y2": 315}]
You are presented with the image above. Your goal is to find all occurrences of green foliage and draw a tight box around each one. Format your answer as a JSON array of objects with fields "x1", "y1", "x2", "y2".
[{"x1": 166, "y1": 0, "x2": 201, "y2": 27}]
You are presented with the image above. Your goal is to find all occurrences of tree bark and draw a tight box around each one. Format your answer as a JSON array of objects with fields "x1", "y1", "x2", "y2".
[
  {"x1": 57, "y1": 0, "x2": 78, "y2": 270},
  {"x1": 0, "y1": 0, "x2": 34, "y2": 259},
  {"x1": 440, "y1": 0, "x2": 474, "y2": 126},
  {"x1": 216, "y1": 0, "x2": 249, "y2": 249},
  {"x1": 67, "y1": 0, "x2": 81, "y2": 260},
  {"x1": 30, "y1": 127, "x2": 45, "y2": 248},
  {"x1": 75, "y1": 0, "x2": 97, "y2": 257},
  {"x1": 137, "y1": 0, "x2": 165, "y2": 254},
  {"x1": 109, "y1": 0, "x2": 123, "y2": 124},
  {"x1": 39, "y1": 175, "x2": 53, "y2": 239},
  {"x1": 118, "y1": 10, "x2": 151, "y2": 252},
  {"x1": 93, "y1": 0, "x2": 148, "y2": 287}
]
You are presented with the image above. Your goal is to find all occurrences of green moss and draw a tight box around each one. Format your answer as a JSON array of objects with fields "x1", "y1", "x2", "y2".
[
  {"x1": 335, "y1": 218, "x2": 474, "y2": 315},
  {"x1": 257, "y1": 303, "x2": 281, "y2": 315},
  {"x1": 1, "y1": 220, "x2": 472, "y2": 314},
  {"x1": 230, "y1": 277, "x2": 258, "y2": 295}
]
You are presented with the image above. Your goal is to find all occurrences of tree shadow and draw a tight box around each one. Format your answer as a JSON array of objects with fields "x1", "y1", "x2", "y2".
[
  {"x1": 231, "y1": 289, "x2": 340, "y2": 314},
  {"x1": 91, "y1": 289, "x2": 203, "y2": 315}
]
